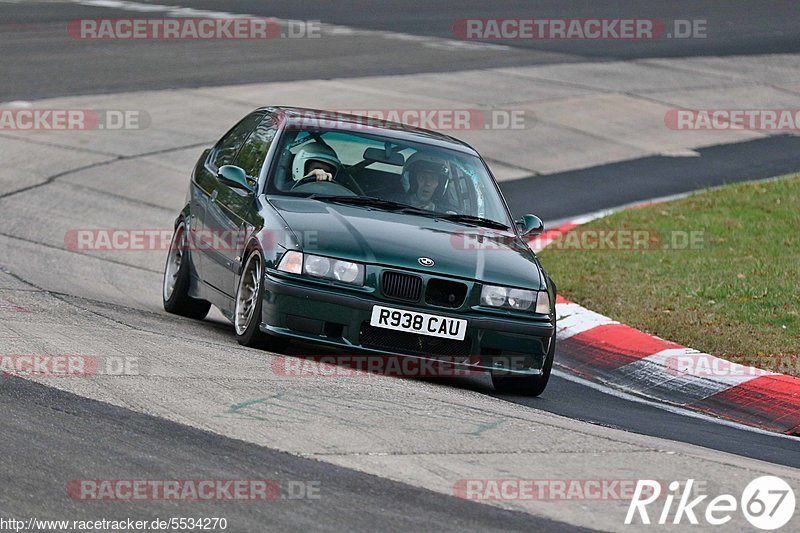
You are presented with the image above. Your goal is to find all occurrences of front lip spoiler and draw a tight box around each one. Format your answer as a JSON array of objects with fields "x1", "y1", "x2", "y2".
[{"x1": 258, "y1": 324, "x2": 545, "y2": 376}]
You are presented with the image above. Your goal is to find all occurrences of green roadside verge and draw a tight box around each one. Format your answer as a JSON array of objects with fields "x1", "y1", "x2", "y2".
[{"x1": 538, "y1": 174, "x2": 800, "y2": 375}]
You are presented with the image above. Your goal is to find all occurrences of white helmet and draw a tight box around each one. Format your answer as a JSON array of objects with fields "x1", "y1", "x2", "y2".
[{"x1": 291, "y1": 142, "x2": 341, "y2": 181}]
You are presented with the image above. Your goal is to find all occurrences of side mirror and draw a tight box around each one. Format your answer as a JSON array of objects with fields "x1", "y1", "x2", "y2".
[
  {"x1": 218, "y1": 165, "x2": 253, "y2": 192},
  {"x1": 516, "y1": 214, "x2": 544, "y2": 237}
]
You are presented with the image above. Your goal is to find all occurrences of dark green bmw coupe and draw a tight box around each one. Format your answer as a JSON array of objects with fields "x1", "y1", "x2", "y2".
[{"x1": 163, "y1": 107, "x2": 557, "y2": 395}]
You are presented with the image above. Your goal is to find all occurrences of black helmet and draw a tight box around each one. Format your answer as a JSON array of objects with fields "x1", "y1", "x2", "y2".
[{"x1": 405, "y1": 158, "x2": 449, "y2": 194}]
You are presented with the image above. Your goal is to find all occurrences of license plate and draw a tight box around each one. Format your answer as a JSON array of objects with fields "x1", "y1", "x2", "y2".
[{"x1": 369, "y1": 305, "x2": 467, "y2": 341}]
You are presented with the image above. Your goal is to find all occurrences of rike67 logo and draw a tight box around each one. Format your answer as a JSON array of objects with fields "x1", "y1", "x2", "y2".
[{"x1": 626, "y1": 476, "x2": 796, "y2": 530}]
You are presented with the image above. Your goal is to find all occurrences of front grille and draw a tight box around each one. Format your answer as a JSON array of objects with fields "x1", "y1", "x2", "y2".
[
  {"x1": 425, "y1": 278, "x2": 468, "y2": 308},
  {"x1": 381, "y1": 271, "x2": 422, "y2": 301},
  {"x1": 359, "y1": 323, "x2": 472, "y2": 357}
]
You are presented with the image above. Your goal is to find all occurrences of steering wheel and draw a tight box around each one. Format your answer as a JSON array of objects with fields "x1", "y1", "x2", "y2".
[
  {"x1": 290, "y1": 175, "x2": 322, "y2": 190},
  {"x1": 291, "y1": 169, "x2": 367, "y2": 196}
]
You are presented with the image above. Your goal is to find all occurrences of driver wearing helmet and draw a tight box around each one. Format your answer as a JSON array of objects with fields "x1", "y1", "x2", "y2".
[
  {"x1": 292, "y1": 142, "x2": 341, "y2": 182},
  {"x1": 403, "y1": 157, "x2": 449, "y2": 211}
]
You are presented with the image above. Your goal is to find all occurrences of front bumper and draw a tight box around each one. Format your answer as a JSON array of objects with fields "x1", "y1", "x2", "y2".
[{"x1": 260, "y1": 272, "x2": 555, "y2": 376}]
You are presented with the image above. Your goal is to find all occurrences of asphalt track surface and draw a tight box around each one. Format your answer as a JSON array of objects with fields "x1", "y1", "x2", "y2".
[
  {"x1": 3, "y1": 0, "x2": 800, "y2": 100},
  {"x1": 0, "y1": 377, "x2": 584, "y2": 532},
  {"x1": 2, "y1": 1, "x2": 800, "y2": 531},
  {"x1": 503, "y1": 134, "x2": 800, "y2": 222}
]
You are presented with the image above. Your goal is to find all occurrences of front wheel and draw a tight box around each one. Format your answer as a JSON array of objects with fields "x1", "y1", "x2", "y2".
[
  {"x1": 234, "y1": 250, "x2": 287, "y2": 351},
  {"x1": 163, "y1": 221, "x2": 211, "y2": 320},
  {"x1": 491, "y1": 335, "x2": 556, "y2": 396}
]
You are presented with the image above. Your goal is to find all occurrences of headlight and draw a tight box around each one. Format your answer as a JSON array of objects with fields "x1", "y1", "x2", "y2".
[
  {"x1": 333, "y1": 260, "x2": 360, "y2": 283},
  {"x1": 480, "y1": 285, "x2": 507, "y2": 307},
  {"x1": 277, "y1": 251, "x2": 364, "y2": 286},
  {"x1": 304, "y1": 255, "x2": 330, "y2": 277},
  {"x1": 507, "y1": 288, "x2": 534, "y2": 310},
  {"x1": 481, "y1": 284, "x2": 549, "y2": 314}
]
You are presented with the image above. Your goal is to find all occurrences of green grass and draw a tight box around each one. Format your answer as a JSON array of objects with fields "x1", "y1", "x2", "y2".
[{"x1": 539, "y1": 174, "x2": 800, "y2": 374}]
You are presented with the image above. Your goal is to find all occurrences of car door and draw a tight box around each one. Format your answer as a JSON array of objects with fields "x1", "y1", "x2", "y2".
[
  {"x1": 204, "y1": 113, "x2": 278, "y2": 298},
  {"x1": 194, "y1": 111, "x2": 264, "y2": 294}
]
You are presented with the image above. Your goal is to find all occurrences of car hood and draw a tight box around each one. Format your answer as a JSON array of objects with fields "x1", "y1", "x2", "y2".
[{"x1": 268, "y1": 197, "x2": 544, "y2": 289}]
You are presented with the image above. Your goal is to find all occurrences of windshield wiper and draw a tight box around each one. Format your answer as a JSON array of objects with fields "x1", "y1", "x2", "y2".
[
  {"x1": 308, "y1": 195, "x2": 430, "y2": 214},
  {"x1": 436, "y1": 213, "x2": 510, "y2": 230},
  {"x1": 308, "y1": 195, "x2": 509, "y2": 229}
]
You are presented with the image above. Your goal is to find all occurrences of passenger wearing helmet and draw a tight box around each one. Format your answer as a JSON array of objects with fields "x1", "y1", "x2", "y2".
[
  {"x1": 292, "y1": 141, "x2": 341, "y2": 183},
  {"x1": 403, "y1": 158, "x2": 449, "y2": 211}
]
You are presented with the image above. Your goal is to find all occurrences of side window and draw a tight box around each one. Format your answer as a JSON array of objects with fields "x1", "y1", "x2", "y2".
[
  {"x1": 235, "y1": 115, "x2": 278, "y2": 178},
  {"x1": 212, "y1": 112, "x2": 263, "y2": 169}
]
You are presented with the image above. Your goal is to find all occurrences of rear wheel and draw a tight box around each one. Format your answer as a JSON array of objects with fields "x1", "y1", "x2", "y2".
[
  {"x1": 234, "y1": 250, "x2": 287, "y2": 351},
  {"x1": 492, "y1": 335, "x2": 556, "y2": 396},
  {"x1": 163, "y1": 221, "x2": 211, "y2": 320}
]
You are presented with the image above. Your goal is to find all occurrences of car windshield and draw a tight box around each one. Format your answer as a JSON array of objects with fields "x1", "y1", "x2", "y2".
[{"x1": 267, "y1": 126, "x2": 513, "y2": 228}]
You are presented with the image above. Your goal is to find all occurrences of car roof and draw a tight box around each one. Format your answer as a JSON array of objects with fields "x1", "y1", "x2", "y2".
[{"x1": 261, "y1": 106, "x2": 480, "y2": 156}]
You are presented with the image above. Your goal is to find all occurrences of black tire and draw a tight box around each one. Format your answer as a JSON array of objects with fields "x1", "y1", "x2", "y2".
[
  {"x1": 234, "y1": 250, "x2": 288, "y2": 351},
  {"x1": 163, "y1": 221, "x2": 211, "y2": 320},
  {"x1": 492, "y1": 334, "x2": 556, "y2": 396}
]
